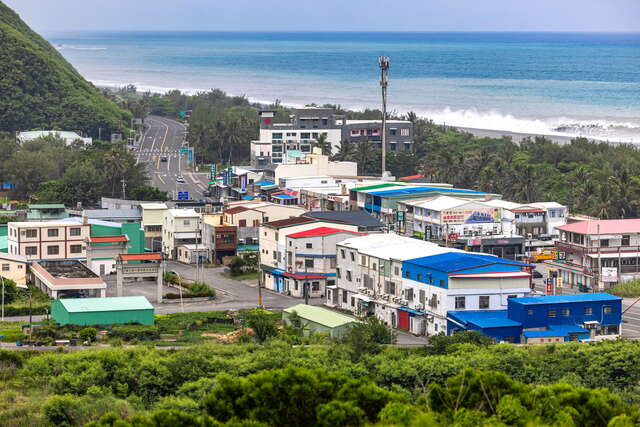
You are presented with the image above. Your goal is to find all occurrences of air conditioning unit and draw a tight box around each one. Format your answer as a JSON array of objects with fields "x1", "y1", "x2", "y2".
[
  {"x1": 366, "y1": 289, "x2": 374, "y2": 296},
  {"x1": 427, "y1": 316, "x2": 434, "y2": 323},
  {"x1": 400, "y1": 299, "x2": 408, "y2": 306},
  {"x1": 238, "y1": 238, "x2": 246, "y2": 244},
  {"x1": 358, "y1": 287, "x2": 367, "y2": 293},
  {"x1": 392, "y1": 297, "x2": 401, "y2": 303},
  {"x1": 382, "y1": 294, "x2": 390, "y2": 301},
  {"x1": 415, "y1": 303, "x2": 425, "y2": 310}
]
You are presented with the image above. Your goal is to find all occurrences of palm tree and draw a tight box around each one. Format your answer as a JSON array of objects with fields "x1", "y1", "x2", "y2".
[
  {"x1": 312, "y1": 133, "x2": 332, "y2": 156},
  {"x1": 355, "y1": 140, "x2": 374, "y2": 174},
  {"x1": 332, "y1": 139, "x2": 355, "y2": 161}
]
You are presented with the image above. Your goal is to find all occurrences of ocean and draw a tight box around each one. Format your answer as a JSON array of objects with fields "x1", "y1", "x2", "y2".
[{"x1": 47, "y1": 31, "x2": 640, "y2": 142}]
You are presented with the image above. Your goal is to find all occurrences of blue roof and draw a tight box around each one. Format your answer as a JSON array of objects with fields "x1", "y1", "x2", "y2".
[
  {"x1": 523, "y1": 324, "x2": 589, "y2": 338},
  {"x1": 448, "y1": 310, "x2": 522, "y2": 329},
  {"x1": 255, "y1": 181, "x2": 274, "y2": 186},
  {"x1": 398, "y1": 306, "x2": 424, "y2": 316},
  {"x1": 242, "y1": 196, "x2": 255, "y2": 200},
  {"x1": 369, "y1": 186, "x2": 484, "y2": 197},
  {"x1": 273, "y1": 194, "x2": 296, "y2": 199},
  {"x1": 512, "y1": 293, "x2": 621, "y2": 306},
  {"x1": 406, "y1": 252, "x2": 526, "y2": 273}
]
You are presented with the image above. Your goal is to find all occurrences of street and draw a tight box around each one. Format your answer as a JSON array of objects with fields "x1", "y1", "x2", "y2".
[{"x1": 136, "y1": 116, "x2": 208, "y2": 200}]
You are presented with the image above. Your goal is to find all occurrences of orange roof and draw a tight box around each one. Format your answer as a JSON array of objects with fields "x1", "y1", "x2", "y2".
[
  {"x1": 119, "y1": 253, "x2": 162, "y2": 261},
  {"x1": 89, "y1": 235, "x2": 128, "y2": 243}
]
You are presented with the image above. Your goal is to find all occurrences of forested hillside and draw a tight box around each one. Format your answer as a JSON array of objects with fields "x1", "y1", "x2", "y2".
[{"x1": 0, "y1": 1, "x2": 130, "y2": 137}]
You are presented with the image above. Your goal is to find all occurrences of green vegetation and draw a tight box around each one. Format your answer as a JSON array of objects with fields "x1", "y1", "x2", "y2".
[
  {"x1": 607, "y1": 280, "x2": 640, "y2": 298},
  {"x1": 1, "y1": 283, "x2": 50, "y2": 317},
  {"x1": 0, "y1": 1, "x2": 130, "y2": 137},
  {"x1": 2, "y1": 335, "x2": 640, "y2": 426}
]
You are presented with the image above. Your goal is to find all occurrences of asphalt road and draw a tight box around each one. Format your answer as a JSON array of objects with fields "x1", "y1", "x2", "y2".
[{"x1": 136, "y1": 116, "x2": 207, "y2": 200}]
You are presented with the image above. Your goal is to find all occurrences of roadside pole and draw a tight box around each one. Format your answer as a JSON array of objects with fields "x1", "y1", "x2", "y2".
[
  {"x1": 257, "y1": 248, "x2": 264, "y2": 308},
  {"x1": 1, "y1": 276, "x2": 5, "y2": 321}
]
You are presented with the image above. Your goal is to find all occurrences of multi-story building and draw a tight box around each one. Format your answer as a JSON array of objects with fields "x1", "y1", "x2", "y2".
[
  {"x1": 7, "y1": 221, "x2": 91, "y2": 261},
  {"x1": 27, "y1": 204, "x2": 68, "y2": 221},
  {"x1": 0, "y1": 252, "x2": 28, "y2": 286},
  {"x1": 202, "y1": 214, "x2": 238, "y2": 263},
  {"x1": 251, "y1": 108, "x2": 412, "y2": 166},
  {"x1": 162, "y1": 209, "x2": 201, "y2": 259},
  {"x1": 259, "y1": 216, "x2": 357, "y2": 293},
  {"x1": 550, "y1": 219, "x2": 640, "y2": 290},
  {"x1": 140, "y1": 203, "x2": 168, "y2": 252},
  {"x1": 284, "y1": 227, "x2": 363, "y2": 298}
]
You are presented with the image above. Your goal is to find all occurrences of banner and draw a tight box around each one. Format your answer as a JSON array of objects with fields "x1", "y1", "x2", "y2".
[{"x1": 602, "y1": 267, "x2": 618, "y2": 283}]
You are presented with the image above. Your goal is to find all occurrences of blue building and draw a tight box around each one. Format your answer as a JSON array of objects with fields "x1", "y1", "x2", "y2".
[{"x1": 448, "y1": 293, "x2": 622, "y2": 344}]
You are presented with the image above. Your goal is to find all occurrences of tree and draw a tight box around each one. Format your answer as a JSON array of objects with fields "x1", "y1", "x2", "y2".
[
  {"x1": 316, "y1": 400, "x2": 365, "y2": 427},
  {"x1": 0, "y1": 278, "x2": 19, "y2": 304},
  {"x1": 79, "y1": 328, "x2": 98, "y2": 344},
  {"x1": 312, "y1": 133, "x2": 332, "y2": 156},
  {"x1": 244, "y1": 310, "x2": 277, "y2": 343}
]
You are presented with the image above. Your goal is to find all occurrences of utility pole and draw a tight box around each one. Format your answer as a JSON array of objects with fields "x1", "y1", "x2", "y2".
[
  {"x1": 121, "y1": 177, "x2": 127, "y2": 200},
  {"x1": 379, "y1": 56, "x2": 390, "y2": 176},
  {"x1": 1, "y1": 276, "x2": 4, "y2": 322}
]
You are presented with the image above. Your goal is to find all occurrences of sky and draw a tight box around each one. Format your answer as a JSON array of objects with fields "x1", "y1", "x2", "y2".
[{"x1": 4, "y1": 0, "x2": 640, "y2": 33}]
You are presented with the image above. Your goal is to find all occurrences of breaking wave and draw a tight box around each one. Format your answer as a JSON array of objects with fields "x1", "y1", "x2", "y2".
[{"x1": 56, "y1": 44, "x2": 107, "y2": 51}]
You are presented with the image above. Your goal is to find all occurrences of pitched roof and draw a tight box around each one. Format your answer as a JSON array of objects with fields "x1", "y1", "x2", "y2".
[
  {"x1": 557, "y1": 219, "x2": 640, "y2": 235},
  {"x1": 119, "y1": 253, "x2": 162, "y2": 261},
  {"x1": 263, "y1": 216, "x2": 315, "y2": 229},
  {"x1": 284, "y1": 304, "x2": 360, "y2": 328},
  {"x1": 225, "y1": 206, "x2": 252, "y2": 215},
  {"x1": 89, "y1": 235, "x2": 128, "y2": 243},
  {"x1": 57, "y1": 296, "x2": 153, "y2": 313},
  {"x1": 0, "y1": 252, "x2": 27, "y2": 263},
  {"x1": 288, "y1": 227, "x2": 363, "y2": 238},
  {"x1": 406, "y1": 252, "x2": 525, "y2": 273},
  {"x1": 303, "y1": 210, "x2": 384, "y2": 228}
]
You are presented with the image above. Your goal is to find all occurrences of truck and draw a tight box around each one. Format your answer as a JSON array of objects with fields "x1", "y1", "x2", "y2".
[{"x1": 531, "y1": 248, "x2": 557, "y2": 263}]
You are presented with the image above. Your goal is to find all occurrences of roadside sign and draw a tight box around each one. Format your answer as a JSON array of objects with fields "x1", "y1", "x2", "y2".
[
  {"x1": 180, "y1": 146, "x2": 189, "y2": 154},
  {"x1": 210, "y1": 164, "x2": 217, "y2": 181},
  {"x1": 556, "y1": 251, "x2": 566, "y2": 261},
  {"x1": 178, "y1": 191, "x2": 189, "y2": 200},
  {"x1": 545, "y1": 280, "x2": 553, "y2": 296},
  {"x1": 396, "y1": 211, "x2": 405, "y2": 222}
]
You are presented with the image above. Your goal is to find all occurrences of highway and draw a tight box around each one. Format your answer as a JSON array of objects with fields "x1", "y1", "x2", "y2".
[{"x1": 136, "y1": 116, "x2": 208, "y2": 200}]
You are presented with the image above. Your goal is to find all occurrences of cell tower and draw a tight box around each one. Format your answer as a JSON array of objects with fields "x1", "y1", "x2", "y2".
[{"x1": 379, "y1": 56, "x2": 390, "y2": 175}]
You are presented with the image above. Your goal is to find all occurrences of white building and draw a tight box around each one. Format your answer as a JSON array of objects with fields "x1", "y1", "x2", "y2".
[
  {"x1": 162, "y1": 209, "x2": 201, "y2": 259},
  {"x1": 17, "y1": 130, "x2": 92, "y2": 145},
  {"x1": 7, "y1": 221, "x2": 91, "y2": 261},
  {"x1": 273, "y1": 149, "x2": 357, "y2": 184}
]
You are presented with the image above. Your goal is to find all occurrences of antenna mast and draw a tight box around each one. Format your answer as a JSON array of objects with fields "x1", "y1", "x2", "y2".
[{"x1": 379, "y1": 56, "x2": 390, "y2": 175}]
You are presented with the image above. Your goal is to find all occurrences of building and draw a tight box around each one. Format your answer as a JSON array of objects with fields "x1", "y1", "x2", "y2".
[
  {"x1": 284, "y1": 227, "x2": 364, "y2": 298},
  {"x1": 51, "y1": 296, "x2": 155, "y2": 326},
  {"x1": 162, "y1": 209, "x2": 201, "y2": 259},
  {"x1": 27, "y1": 204, "x2": 68, "y2": 221},
  {"x1": 252, "y1": 108, "x2": 412, "y2": 166},
  {"x1": 17, "y1": 130, "x2": 92, "y2": 145},
  {"x1": 7, "y1": 221, "x2": 91, "y2": 261},
  {"x1": 0, "y1": 252, "x2": 28, "y2": 286},
  {"x1": 303, "y1": 210, "x2": 385, "y2": 233},
  {"x1": 551, "y1": 219, "x2": 640, "y2": 290},
  {"x1": 83, "y1": 209, "x2": 142, "y2": 223},
  {"x1": 202, "y1": 214, "x2": 238, "y2": 263},
  {"x1": 30, "y1": 260, "x2": 107, "y2": 298},
  {"x1": 448, "y1": 293, "x2": 622, "y2": 344},
  {"x1": 401, "y1": 252, "x2": 532, "y2": 335},
  {"x1": 273, "y1": 149, "x2": 358, "y2": 184},
  {"x1": 139, "y1": 203, "x2": 168, "y2": 252},
  {"x1": 282, "y1": 304, "x2": 360, "y2": 338},
  {"x1": 177, "y1": 244, "x2": 209, "y2": 264},
  {"x1": 85, "y1": 235, "x2": 130, "y2": 276},
  {"x1": 259, "y1": 216, "x2": 358, "y2": 293}
]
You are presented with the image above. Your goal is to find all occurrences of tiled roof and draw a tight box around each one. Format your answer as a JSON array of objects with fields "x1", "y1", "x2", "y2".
[
  {"x1": 89, "y1": 235, "x2": 128, "y2": 243},
  {"x1": 225, "y1": 206, "x2": 252, "y2": 215},
  {"x1": 288, "y1": 226, "x2": 362, "y2": 238},
  {"x1": 557, "y1": 219, "x2": 640, "y2": 235},
  {"x1": 263, "y1": 216, "x2": 315, "y2": 228},
  {"x1": 119, "y1": 253, "x2": 162, "y2": 261}
]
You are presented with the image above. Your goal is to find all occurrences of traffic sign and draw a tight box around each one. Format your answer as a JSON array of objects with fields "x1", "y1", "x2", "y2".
[
  {"x1": 210, "y1": 164, "x2": 217, "y2": 181},
  {"x1": 179, "y1": 147, "x2": 189, "y2": 154},
  {"x1": 178, "y1": 191, "x2": 189, "y2": 200}
]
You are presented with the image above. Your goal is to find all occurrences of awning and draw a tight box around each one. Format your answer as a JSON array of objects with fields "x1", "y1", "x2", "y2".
[
  {"x1": 174, "y1": 232, "x2": 198, "y2": 239},
  {"x1": 356, "y1": 294, "x2": 371, "y2": 303},
  {"x1": 397, "y1": 306, "x2": 424, "y2": 316},
  {"x1": 450, "y1": 271, "x2": 531, "y2": 279},
  {"x1": 587, "y1": 252, "x2": 640, "y2": 259}
]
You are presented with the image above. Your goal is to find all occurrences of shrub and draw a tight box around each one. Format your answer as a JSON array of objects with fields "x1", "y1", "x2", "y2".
[
  {"x1": 607, "y1": 280, "x2": 640, "y2": 298},
  {"x1": 186, "y1": 281, "x2": 215, "y2": 296},
  {"x1": 229, "y1": 256, "x2": 246, "y2": 276},
  {"x1": 79, "y1": 327, "x2": 98, "y2": 343},
  {"x1": 110, "y1": 325, "x2": 159, "y2": 341},
  {"x1": 244, "y1": 310, "x2": 278, "y2": 343},
  {"x1": 42, "y1": 394, "x2": 78, "y2": 426},
  {"x1": 164, "y1": 271, "x2": 179, "y2": 284},
  {"x1": 0, "y1": 279, "x2": 19, "y2": 304}
]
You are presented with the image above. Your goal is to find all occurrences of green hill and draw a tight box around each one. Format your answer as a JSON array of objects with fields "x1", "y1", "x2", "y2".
[{"x1": 0, "y1": 1, "x2": 129, "y2": 138}]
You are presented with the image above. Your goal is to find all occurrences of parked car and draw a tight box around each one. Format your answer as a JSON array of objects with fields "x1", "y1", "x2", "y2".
[
  {"x1": 532, "y1": 269, "x2": 543, "y2": 278},
  {"x1": 160, "y1": 156, "x2": 168, "y2": 162}
]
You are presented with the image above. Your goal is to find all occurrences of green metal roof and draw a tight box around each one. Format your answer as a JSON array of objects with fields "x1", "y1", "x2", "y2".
[
  {"x1": 28, "y1": 204, "x2": 66, "y2": 209},
  {"x1": 57, "y1": 296, "x2": 154, "y2": 313},
  {"x1": 284, "y1": 304, "x2": 360, "y2": 329},
  {"x1": 353, "y1": 183, "x2": 404, "y2": 191}
]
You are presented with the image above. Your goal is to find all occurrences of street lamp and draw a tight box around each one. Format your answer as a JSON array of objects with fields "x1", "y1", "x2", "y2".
[{"x1": 172, "y1": 271, "x2": 185, "y2": 313}]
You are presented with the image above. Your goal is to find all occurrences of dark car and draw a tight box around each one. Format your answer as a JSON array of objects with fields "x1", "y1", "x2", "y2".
[
  {"x1": 532, "y1": 270, "x2": 543, "y2": 279},
  {"x1": 160, "y1": 156, "x2": 168, "y2": 162}
]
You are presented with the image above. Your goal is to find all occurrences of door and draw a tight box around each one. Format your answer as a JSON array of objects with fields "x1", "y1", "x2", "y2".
[{"x1": 398, "y1": 310, "x2": 410, "y2": 330}]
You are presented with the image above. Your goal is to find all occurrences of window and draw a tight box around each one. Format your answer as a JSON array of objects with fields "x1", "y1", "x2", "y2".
[
  {"x1": 622, "y1": 235, "x2": 630, "y2": 246},
  {"x1": 47, "y1": 229, "x2": 59, "y2": 237},
  {"x1": 342, "y1": 290, "x2": 348, "y2": 303},
  {"x1": 603, "y1": 306, "x2": 612, "y2": 314},
  {"x1": 394, "y1": 266, "x2": 400, "y2": 276},
  {"x1": 26, "y1": 229, "x2": 37, "y2": 238},
  {"x1": 361, "y1": 255, "x2": 367, "y2": 265},
  {"x1": 346, "y1": 270, "x2": 352, "y2": 282},
  {"x1": 385, "y1": 281, "x2": 396, "y2": 294},
  {"x1": 311, "y1": 282, "x2": 320, "y2": 291},
  {"x1": 70, "y1": 227, "x2": 81, "y2": 236},
  {"x1": 527, "y1": 309, "x2": 534, "y2": 316},
  {"x1": 272, "y1": 133, "x2": 283, "y2": 139},
  {"x1": 350, "y1": 252, "x2": 355, "y2": 261},
  {"x1": 336, "y1": 268, "x2": 341, "y2": 278},
  {"x1": 439, "y1": 280, "x2": 445, "y2": 287},
  {"x1": 479, "y1": 295, "x2": 490, "y2": 309},
  {"x1": 341, "y1": 249, "x2": 346, "y2": 259},
  {"x1": 390, "y1": 128, "x2": 397, "y2": 136},
  {"x1": 600, "y1": 239, "x2": 609, "y2": 247},
  {"x1": 405, "y1": 270, "x2": 410, "y2": 278},
  {"x1": 401, "y1": 128, "x2": 410, "y2": 136},
  {"x1": 273, "y1": 251, "x2": 277, "y2": 260},
  {"x1": 305, "y1": 259, "x2": 314, "y2": 268},
  {"x1": 548, "y1": 309, "x2": 557, "y2": 318},
  {"x1": 584, "y1": 306, "x2": 593, "y2": 315},
  {"x1": 300, "y1": 133, "x2": 310, "y2": 139},
  {"x1": 306, "y1": 243, "x2": 312, "y2": 249},
  {"x1": 351, "y1": 297, "x2": 355, "y2": 306},
  {"x1": 406, "y1": 288, "x2": 414, "y2": 301},
  {"x1": 70, "y1": 245, "x2": 82, "y2": 254},
  {"x1": 561, "y1": 308, "x2": 570, "y2": 316},
  {"x1": 455, "y1": 296, "x2": 466, "y2": 309},
  {"x1": 26, "y1": 247, "x2": 37, "y2": 256},
  {"x1": 372, "y1": 262, "x2": 377, "y2": 270},
  {"x1": 419, "y1": 289, "x2": 426, "y2": 304},
  {"x1": 239, "y1": 219, "x2": 247, "y2": 227},
  {"x1": 1, "y1": 264, "x2": 9, "y2": 271},
  {"x1": 184, "y1": 220, "x2": 191, "y2": 226},
  {"x1": 417, "y1": 273, "x2": 422, "y2": 281},
  {"x1": 47, "y1": 246, "x2": 59, "y2": 255}
]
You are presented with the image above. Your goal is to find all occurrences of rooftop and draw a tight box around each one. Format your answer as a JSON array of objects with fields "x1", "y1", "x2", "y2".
[
  {"x1": 139, "y1": 203, "x2": 168, "y2": 210},
  {"x1": 303, "y1": 210, "x2": 384, "y2": 229},
  {"x1": 167, "y1": 208, "x2": 200, "y2": 218},
  {"x1": 369, "y1": 186, "x2": 484, "y2": 197},
  {"x1": 39, "y1": 260, "x2": 99, "y2": 279},
  {"x1": 119, "y1": 253, "x2": 162, "y2": 261},
  {"x1": 225, "y1": 206, "x2": 252, "y2": 215},
  {"x1": 263, "y1": 216, "x2": 316, "y2": 229},
  {"x1": 284, "y1": 304, "x2": 360, "y2": 328},
  {"x1": 0, "y1": 252, "x2": 27, "y2": 263},
  {"x1": 8, "y1": 220, "x2": 84, "y2": 227},
  {"x1": 28, "y1": 203, "x2": 65, "y2": 210},
  {"x1": 84, "y1": 209, "x2": 141, "y2": 219},
  {"x1": 557, "y1": 219, "x2": 640, "y2": 235},
  {"x1": 406, "y1": 252, "x2": 525, "y2": 273},
  {"x1": 18, "y1": 130, "x2": 88, "y2": 141},
  {"x1": 288, "y1": 226, "x2": 363, "y2": 239},
  {"x1": 448, "y1": 310, "x2": 522, "y2": 329},
  {"x1": 404, "y1": 195, "x2": 482, "y2": 211},
  {"x1": 522, "y1": 324, "x2": 589, "y2": 338},
  {"x1": 89, "y1": 235, "x2": 128, "y2": 244},
  {"x1": 57, "y1": 296, "x2": 153, "y2": 313},
  {"x1": 511, "y1": 293, "x2": 621, "y2": 305}
]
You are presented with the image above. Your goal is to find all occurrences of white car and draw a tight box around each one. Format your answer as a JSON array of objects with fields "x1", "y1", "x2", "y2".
[{"x1": 176, "y1": 175, "x2": 185, "y2": 183}]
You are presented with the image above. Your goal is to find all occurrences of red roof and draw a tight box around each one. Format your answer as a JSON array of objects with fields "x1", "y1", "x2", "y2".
[
  {"x1": 400, "y1": 174, "x2": 425, "y2": 180},
  {"x1": 89, "y1": 235, "x2": 128, "y2": 244},
  {"x1": 557, "y1": 219, "x2": 640, "y2": 235},
  {"x1": 287, "y1": 226, "x2": 363, "y2": 238},
  {"x1": 225, "y1": 206, "x2": 251, "y2": 215},
  {"x1": 119, "y1": 253, "x2": 162, "y2": 261}
]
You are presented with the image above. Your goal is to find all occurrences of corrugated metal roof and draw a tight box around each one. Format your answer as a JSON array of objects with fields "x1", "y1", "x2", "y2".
[
  {"x1": 303, "y1": 210, "x2": 384, "y2": 228},
  {"x1": 353, "y1": 183, "x2": 403, "y2": 191},
  {"x1": 89, "y1": 235, "x2": 128, "y2": 243},
  {"x1": 264, "y1": 216, "x2": 315, "y2": 228},
  {"x1": 370, "y1": 186, "x2": 483, "y2": 197},
  {"x1": 58, "y1": 296, "x2": 153, "y2": 313},
  {"x1": 119, "y1": 253, "x2": 162, "y2": 261},
  {"x1": 284, "y1": 304, "x2": 360, "y2": 328},
  {"x1": 523, "y1": 324, "x2": 589, "y2": 338},
  {"x1": 512, "y1": 293, "x2": 621, "y2": 305},
  {"x1": 28, "y1": 204, "x2": 65, "y2": 209},
  {"x1": 557, "y1": 219, "x2": 640, "y2": 235},
  {"x1": 406, "y1": 252, "x2": 522, "y2": 272},
  {"x1": 288, "y1": 226, "x2": 362, "y2": 238},
  {"x1": 448, "y1": 310, "x2": 522, "y2": 328}
]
